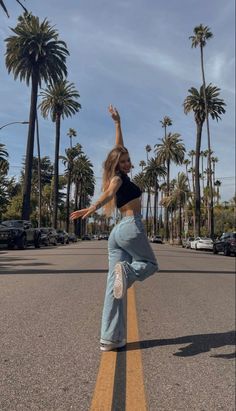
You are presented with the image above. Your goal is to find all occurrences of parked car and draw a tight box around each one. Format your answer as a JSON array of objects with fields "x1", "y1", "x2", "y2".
[
  {"x1": 81, "y1": 234, "x2": 91, "y2": 241},
  {"x1": 213, "y1": 232, "x2": 236, "y2": 256},
  {"x1": 68, "y1": 233, "x2": 78, "y2": 242},
  {"x1": 0, "y1": 220, "x2": 41, "y2": 249},
  {"x1": 190, "y1": 237, "x2": 213, "y2": 251},
  {"x1": 150, "y1": 235, "x2": 163, "y2": 244},
  {"x1": 98, "y1": 233, "x2": 109, "y2": 240},
  {"x1": 39, "y1": 227, "x2": 58, "y2": 246},
  {"x1": 56, "y1": 229, "x2": 69, "y2": 244},
  {"x1": 48, "y1": 228, "x2": 58, "y2": 245},
  {"x1": 182, "y1": 237, "x2": 195, "y2": 248},
  {"x1": 39, "y1": 227, "x2": 51, "y2": 246}
]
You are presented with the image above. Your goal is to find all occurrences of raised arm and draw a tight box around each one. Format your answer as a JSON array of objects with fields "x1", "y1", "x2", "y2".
[
  {"x1": 108, "y1": 104, "x2": 124, "y2": 147},
  {"x1": 70, "y1": 176, "x2": 122, "y2": 221}
]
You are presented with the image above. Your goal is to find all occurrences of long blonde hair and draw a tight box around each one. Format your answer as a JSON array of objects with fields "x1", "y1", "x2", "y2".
[{"x1": 102, "y1": 145, "x2": 129, "y2": 216}]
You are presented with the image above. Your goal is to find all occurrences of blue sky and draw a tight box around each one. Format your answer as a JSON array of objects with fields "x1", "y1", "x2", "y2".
[{"x1": 0, "y1": 0, "x2": 235, "y2": 202}]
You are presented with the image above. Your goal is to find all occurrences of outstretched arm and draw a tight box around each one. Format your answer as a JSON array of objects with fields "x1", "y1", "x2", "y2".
[
  {"x1": 70, "y1": 176, "x2": 122, "y2": 221},
  {"x1": 108, "y1": 104, "x2": 124, "y2": 147}
]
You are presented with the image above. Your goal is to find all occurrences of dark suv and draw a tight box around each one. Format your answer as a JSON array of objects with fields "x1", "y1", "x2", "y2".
[
  {"x1": 0, "y1": 220, "x2": 41, "y2": 249},
  {"x1": 213, "y1": 232, "x2": 236, "y2": 256},
  {"x1": 56, "y1": 229, "x2": 69, "y2": 244}
]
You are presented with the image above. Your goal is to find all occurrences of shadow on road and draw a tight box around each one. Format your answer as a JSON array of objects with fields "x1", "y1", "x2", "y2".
[
  {"x1": 160, "y1": 270, "x2": 235, "y2": 274},
  {"x1": 0, "y1": 268, "x2": 107, "y2": 275},
  {"x1": 126, "y1": 330, "x2": 236, "y2": 358},
  {"x1": 0, "y1": 267, "x2": 235, "y2": 275}
]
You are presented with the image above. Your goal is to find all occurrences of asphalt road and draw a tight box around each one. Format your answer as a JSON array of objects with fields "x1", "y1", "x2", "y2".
[{"x1": 0, "y1": 241, "x2": 235, "y2": 411}]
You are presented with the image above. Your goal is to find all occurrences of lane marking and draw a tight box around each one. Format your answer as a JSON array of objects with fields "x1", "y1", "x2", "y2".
[
  {"x1": 89, "y1": 350, "x2": 117, "y2": 411},
  {"x1": 90, "y1": 286, "x2": 147, "y2": 410},
  {"x1": 126, "y1": 286, "x2": 147, "y2": 410}
]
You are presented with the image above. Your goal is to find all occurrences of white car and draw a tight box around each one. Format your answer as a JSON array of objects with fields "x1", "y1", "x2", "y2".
[{"x1": 190, "y1": 237, "x2": 213, "y2": 250}]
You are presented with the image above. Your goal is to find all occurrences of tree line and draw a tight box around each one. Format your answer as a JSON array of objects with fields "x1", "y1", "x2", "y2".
[{"x1": 0, "y1": 6, "x2": 234, "y2": 239}]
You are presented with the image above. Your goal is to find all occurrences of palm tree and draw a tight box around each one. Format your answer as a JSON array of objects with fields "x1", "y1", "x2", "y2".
[
  {"x1": 160, "y1": 116, "x2": 172, "y2": 137},
  {"x1": 72, "y1": 154, "x2": 95, "y2": 236},
  {"x1": 183, "y1": 158, "x2": 191, "y2": 192},
  {"x1": 144, "y1": 146, "x2": 152, "y2": 229},
  {"x1": 154, "y1": 133, "x2": 185, "y2": 240},
  {"x1": 5, "y1": 13, "x2": 69, "y2": 220},
  {"x1": 60, "y1": 143, "x2": 83, "y2": 232},
  {"x1": 39, "y1": 80, "x2": 81, "y2": 228},
  {"x1": 67, "y1": 127, "x2": 77, "y2": 148},
  {"x1": 171, "y1": 173, "x2": 189, "y2": 242},
  {"x1": 190, "y1": 24, "x2": 215, "y2": 237},
  {"x1": 183, "y1": 84, "x2": 226, "y2": 236},
  {"x1": 145, "y1": 145, "x2": 152, "y2": 162},
  {"x1": 159, "y1": 182, "x2": 167, "y2": 230},
  {"x1": 144, "y1": 158, "x2": 166, "y2": 235},
  {"x1": 214, "y1": 180, "x2": 221, "y2": 206},
  {"x1": 0, "y1": 143, "x2": 9, "y2": 175},
  {"x1": 211, "y1": 156, "x2": 218, "y2": 185},
  {"x1": 200, "y1": 150, "x2": 208, "y2": 191},
  {"x1": 0, "y1": 0, "x2": 27, "y2": 17},
  {"x1": 139, "y1": 160, "x2": 146, "y2": 172}
]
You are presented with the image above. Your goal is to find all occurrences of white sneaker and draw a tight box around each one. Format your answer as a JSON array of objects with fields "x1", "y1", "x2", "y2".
[
  {"x1": 100, "y1": 339, "x2": 126, "y2": 351},
  {"x1": 113, "y1": 262, "x2": 127, "y2": 299}
]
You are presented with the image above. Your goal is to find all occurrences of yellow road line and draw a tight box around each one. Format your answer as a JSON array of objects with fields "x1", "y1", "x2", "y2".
[
  {"x1": 90, "y1": 286, "x2": 147, "y2": 410},
  {"x1": 89, "y1": 350, "x2": 117, "y2": 411},
  {"x1": 126, "y1": 286, "x2": 147, "y2": 410}
]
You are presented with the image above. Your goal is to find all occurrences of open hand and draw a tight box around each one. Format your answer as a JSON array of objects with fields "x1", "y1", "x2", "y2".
[
  {"x1": 108, "y1": 104, "x2": 120, "y2": 123},
  {"x1": 70, "y1": 206, "x2": 95, "y2": 221}
]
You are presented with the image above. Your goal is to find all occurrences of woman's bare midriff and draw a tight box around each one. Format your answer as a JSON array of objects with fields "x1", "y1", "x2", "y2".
[{"x1": 119, "y1": 197, "x2": 142, "y2": 216}]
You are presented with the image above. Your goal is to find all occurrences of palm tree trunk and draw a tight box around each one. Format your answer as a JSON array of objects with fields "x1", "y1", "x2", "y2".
[
  {"x1": 35, "y1": 112, "x2": 42, "y2": 227},
  {"x1": 178, "y1": 203, "x2": 182, "y2": 242},
  {"x1": 53, "y1": 114, "x2": 61, "y2": 229},
  {"x1": 22, "y1": 70, "x2": 39, "y2": 220},
  {"x1": 153, "y1": 179, "x2": 157, "y2": 235},
  {"x1": 200, "y1": 44, "x2": 214, "y2": 238},
  {"x1": 195, "y1": 122, "x2": 203, "y2": 236},
  {"x1": 77, "y1": 182, "x2": 83, "y2": 237},
  {"x1": 185, "y1": 163, "x2": 191, "y2": 193},
  {"x1": 164, "y1": 159, "x2": 170, "y2": 241},
  {"x1": 74, "y1": 180, "x2": 79, "y2": 235},
  {"x1": 146, "y1": 190, "x2": 150, "y2": 235},
  {"x1": 66, "y1": 169, "x2": 71, "y2": 232},
  {"x1": 201, "y1": 154, "x2": 204, "y2": 192}
]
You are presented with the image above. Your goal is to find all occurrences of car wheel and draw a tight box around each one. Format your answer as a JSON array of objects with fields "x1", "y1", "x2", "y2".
[
  {"x1": 224, "y1": 246, "x2": 230, "y2": 256},
  {"x1": 195, "y1": 244, "x2": 198, "y2": 250},
  {"x1": 213, "y1": 246, "x2": 218, "y2": 254},
  {"x1": 18, "y1": 235, "x2": 27, "y2": 250}
]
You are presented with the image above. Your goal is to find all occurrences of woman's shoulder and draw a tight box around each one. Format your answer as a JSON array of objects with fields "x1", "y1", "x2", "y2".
[{"x1": 111, "y1": 174, "x2": 123, "y2": 185}]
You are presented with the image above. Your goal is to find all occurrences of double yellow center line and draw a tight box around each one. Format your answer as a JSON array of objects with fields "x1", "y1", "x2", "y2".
[{"x1": 90, "y1": 287, "x2": 147, "y2": 410}]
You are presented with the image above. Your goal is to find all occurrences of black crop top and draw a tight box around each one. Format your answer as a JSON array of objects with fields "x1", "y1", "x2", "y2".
[{"x1": 116, "y1": 172, "x2": 142, "y2": 209}]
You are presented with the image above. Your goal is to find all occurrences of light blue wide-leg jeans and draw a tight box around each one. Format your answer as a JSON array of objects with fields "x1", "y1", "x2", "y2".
[{"x1": 100, "y1": 214, "x2": 158, "y2": 344}]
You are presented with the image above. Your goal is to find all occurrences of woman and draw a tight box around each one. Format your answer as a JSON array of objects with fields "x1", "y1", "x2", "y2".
[{"x1": 70, "y1": 105, "x2": 158, "y2": 351}]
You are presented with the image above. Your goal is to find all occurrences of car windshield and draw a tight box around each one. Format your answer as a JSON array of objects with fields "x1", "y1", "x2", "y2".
[{"x1": 1, "y1": 220, "x2": 24, "y2": 228}]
